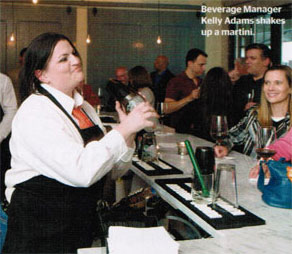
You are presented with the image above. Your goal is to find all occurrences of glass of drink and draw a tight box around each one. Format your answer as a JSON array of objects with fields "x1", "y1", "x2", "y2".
[
  {"x1": 247, "y1": 89, "x2": 254, "y2": 102},
  {"x1": 97, "y1": 87, "x2": 104, "y2": 111},
  {"x1": 156, "y1": 102, "x2": 167, "y2": 125},
  {"x1": 191, "y1": 147, "x2": 215, "y2": 204},
  {"x1": 210, "y1": 115, "x2": 228, "y2": 145},
  {"x1": 255, "y1": 126, "x2": 277, "y2": 161}
]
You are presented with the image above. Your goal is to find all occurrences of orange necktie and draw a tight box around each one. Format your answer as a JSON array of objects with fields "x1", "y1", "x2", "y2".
[{"x1": 72, "y1": 106, "x2": 94, "y2": 129}]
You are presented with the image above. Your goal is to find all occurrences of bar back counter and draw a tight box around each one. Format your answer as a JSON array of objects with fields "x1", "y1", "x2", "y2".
[{"x1": 79, "y1": 132, "x2": 292, "y2": 254}]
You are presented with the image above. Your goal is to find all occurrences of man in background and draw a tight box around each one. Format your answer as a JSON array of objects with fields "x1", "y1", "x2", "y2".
[
  {"x1": 232, "y1": 43, "x2": 272, "y2": 124},
  {"x1": 228, "y1": 57, "x2": 248, "y2": 84},
  {"x1": 151, "y1": 55, "x2": 174, "y2": 104},
  {"x1": 164, "y1": 48, "x2": 207, "y2": 134},
  {"x1": 0, "y1": 73, "x2": 17, "y2": 204},
  {"x1": 115, "y1": 66, "x2": 129, "y2": 85}
]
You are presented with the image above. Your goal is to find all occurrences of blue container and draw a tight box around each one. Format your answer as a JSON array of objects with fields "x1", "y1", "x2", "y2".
[{"x1": 0, "y1": 204, "x2": 8, "y2": 251}]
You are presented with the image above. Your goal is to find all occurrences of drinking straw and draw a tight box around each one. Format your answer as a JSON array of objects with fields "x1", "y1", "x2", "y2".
[{"x1": 184, "y1": 140, "x2": 209, "y2": 197}]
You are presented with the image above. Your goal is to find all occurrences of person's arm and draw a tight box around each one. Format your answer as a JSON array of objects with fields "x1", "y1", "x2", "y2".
[
  {"x1": 115, "y1": 101, "x2": 158, "y2": 146},
  {"x1": 0, "y1": 75, "x2": 17, "y2": 143},
  {"x1": 267, "y1": 129, "x2": 292, "y2": 161},
  {"x1": 9, "y1": 97, "x2": 158, "y2": 188},
  {"x1": 164, "y1": 89, "x2": 200, "y2": 114},
  {"x1": 214, "y1": 110, "x2": 253, "y2": 157}
]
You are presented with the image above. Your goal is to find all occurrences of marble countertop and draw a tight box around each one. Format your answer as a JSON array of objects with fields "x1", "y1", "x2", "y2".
[
  {"x1": 133, "y1": 133, "x2": 292, "y2": 253},
  {"x1": 78, "y1": 132, "x2": 292, "y2": 254}
]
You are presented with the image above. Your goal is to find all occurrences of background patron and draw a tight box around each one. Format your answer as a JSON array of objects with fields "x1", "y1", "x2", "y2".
[{"x1": 164, "y1": 48, "x2": 207, "y2": 134}]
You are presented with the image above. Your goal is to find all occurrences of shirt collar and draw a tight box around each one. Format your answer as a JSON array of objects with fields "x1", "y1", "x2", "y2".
[{"x1": 41, "y1": 83, "x2": 84, "y2": 114}]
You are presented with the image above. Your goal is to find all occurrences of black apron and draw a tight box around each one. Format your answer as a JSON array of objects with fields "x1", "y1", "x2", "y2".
[{"x1": 3, "y1": 88, "x2": 106, "y2": 253}]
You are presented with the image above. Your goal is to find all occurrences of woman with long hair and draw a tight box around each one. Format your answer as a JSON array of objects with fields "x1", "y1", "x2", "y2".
[
  {"x1": 3, "y1": 32, "x2": 158, "y2": 253},
  {"x1": 128, "y1": 65, "x2": 155, "y2": 106},
  {"x1": 197, "y1": 67, "x2": 234, "y2": 140},
  {"x1": 215, "y1": 65, "x2": 292, "y2": 159}
]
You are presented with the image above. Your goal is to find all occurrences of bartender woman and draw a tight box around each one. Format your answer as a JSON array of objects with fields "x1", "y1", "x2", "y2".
[{"x1": 3, "y1": 32, "x2": 158, "y2": 253}]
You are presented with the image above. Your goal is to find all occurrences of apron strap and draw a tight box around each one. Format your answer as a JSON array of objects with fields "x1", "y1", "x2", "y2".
[{"x1": 38, "y1": 86, "x2": 104, "y2": 144}]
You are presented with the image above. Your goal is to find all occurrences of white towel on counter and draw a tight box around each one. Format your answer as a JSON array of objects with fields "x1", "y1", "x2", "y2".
[{"x1": 107, "y1": 226, "x2": 179, "y2": 254}]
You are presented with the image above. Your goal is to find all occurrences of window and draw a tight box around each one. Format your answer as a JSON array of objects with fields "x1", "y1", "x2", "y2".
[
  {"x1": 230, "y1": 4, "x2": 291, "y2": 68},
  {"x1": 282, "y1": 18, "x2": 292, "y2": 67}
]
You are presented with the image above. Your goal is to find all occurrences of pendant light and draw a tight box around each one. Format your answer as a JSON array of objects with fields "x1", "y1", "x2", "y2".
[
  {"x1": 156, "y1": 36, "x2": 162, "y2": 44},
  {"x1": 32, "y1": 0, "x2": 38, "y2": 4},
  {"x1": 156, "y1": 0, "x2": 162, "y2": 45},
  {"x1": 86, "y1": 34, "x2": 91, "y2": 44},
  {"x1": 85, "y1": 1, "x2": 91, "y2": 44},
  {"x1": 9, "y1": 1, "x2": 16, "y2": 42}
]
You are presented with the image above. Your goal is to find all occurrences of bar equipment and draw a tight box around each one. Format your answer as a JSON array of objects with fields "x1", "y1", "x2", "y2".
[
  {"x1": 106, "y1": 79, "x2": 159, "y2": 132},
  {"x1": 212, "y1": 163, "x2": 238, "y2": 208},
  {"x1": 184, "y1": 140, "x2": 212, "y2": 204},
  {"x1": 140, "y1": 132, "x2": 158, "y2": 162},
  {"x1": 177, "y1": 142, "x2": 187, "y2": 156}
]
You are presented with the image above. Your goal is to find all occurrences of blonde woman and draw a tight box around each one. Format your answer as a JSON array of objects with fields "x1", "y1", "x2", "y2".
[{"x1": 215, "y1": 65, "x2": 292, "y2": 159}]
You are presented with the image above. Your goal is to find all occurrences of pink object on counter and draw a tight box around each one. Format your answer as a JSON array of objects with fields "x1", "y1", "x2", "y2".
[{"x1": 267, "y1": 129, "x2": 292, "y2": 161}]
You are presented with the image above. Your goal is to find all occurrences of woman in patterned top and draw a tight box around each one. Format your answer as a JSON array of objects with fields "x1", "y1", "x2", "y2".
[{"x1": 215, "y1": 65, "x2": 292, "y2": 159}]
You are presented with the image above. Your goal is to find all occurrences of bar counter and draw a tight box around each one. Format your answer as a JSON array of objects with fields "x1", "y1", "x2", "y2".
[{"x1": 79, "y1": 132, "x2": 292, "y2": 254}]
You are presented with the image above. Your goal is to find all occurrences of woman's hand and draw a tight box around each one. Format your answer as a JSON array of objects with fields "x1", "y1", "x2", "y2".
[
  {"x1": 249, "y1": 164, "x2": 260, "y2": 179},
  {"x1": 249, "y1": 162, "x2": 271, "y2": 179},
  {"x1": 214, "y1": 145, "x2": 228, "y2": 158},
  {"x1": 115, "y1": 101, "x2": 159, "y2": 141},
  {"x1": 244, "y1": 102, "x2": 257, "y2": 111}
]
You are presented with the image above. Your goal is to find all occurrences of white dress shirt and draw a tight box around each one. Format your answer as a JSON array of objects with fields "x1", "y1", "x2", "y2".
[
  {"x1": 0, "y1": 73, "x2": 17, "y2": 143},
  {"x1": 5, "y1": 84, "x2": 134, "y2": 202}
]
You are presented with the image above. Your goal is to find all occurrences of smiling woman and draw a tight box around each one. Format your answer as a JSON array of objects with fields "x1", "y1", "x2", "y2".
[
  {"x1": 214, "y1": 65, "x2": 292, "y2": 159},
  {"x1": 258, "y1": 65, "x2": 292, "y2": 125}
]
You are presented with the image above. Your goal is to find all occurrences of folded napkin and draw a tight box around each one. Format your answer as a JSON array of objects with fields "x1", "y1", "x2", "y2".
[{"x1": 107, "y1": 226, "x2": 179, "y2": 254}]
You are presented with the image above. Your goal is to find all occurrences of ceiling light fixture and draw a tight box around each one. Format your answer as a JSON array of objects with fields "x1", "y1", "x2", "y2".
[
  {"x1": 9, "y1": 1, "x2": 16, "y2": 42},
  {"x1": 156, "y1": 0, "x2": 162, "y2": 45},
  {"x1": 86, "y1": 34, "x2": 91, "y2": 44},
  {"x1": 156, "y1": 36, "x2": 162, "y2": 45},
  {"x1": 85, "y1": 1, "x2": 91, "y2": 44}
]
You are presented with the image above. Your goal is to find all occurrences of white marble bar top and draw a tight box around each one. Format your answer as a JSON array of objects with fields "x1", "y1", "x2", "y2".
[
  {"x1": 78, "y1": 133, "x2": 292, "y2": 254},
  {"x1": 131, "y1": 133, "x2": 292, "y2": 253}
]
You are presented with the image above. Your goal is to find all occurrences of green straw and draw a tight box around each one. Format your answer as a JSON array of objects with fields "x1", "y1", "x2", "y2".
[{"x1": 184, "y1": 140, "x2": 209, "y2": 197}]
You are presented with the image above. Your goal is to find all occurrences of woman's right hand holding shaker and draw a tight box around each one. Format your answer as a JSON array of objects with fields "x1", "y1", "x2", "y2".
[{"x1": 115, "y1": 101, "x2": 159, "y2": 144}]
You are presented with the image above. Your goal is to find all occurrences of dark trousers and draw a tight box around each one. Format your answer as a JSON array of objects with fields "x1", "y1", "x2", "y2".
[
  {"x1": 3, "y1": 176, "x2": 103, "y2": 253},
  {"x1": 0, "y1": 135, "x2": 11, "y2": 203}
]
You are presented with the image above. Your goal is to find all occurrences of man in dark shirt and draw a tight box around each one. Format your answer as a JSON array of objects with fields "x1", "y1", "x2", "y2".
[
  {"x1": 233, "y1": 43, "x2": 272, "y2": 125},
  {"x1": 164, "y1": 48, "x2": 207, "y2": 134},
  {"x1": 150, "y1": 56, "x2": 174, "y2": 104}
]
